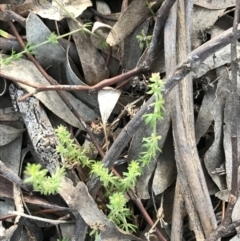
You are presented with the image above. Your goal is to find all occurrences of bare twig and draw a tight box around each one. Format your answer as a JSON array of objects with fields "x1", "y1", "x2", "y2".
[
  {"x1": 0, "y1": 160, "x2": 30, "y2": 192},
  {"x1": 9, "y1": 211, "x2": 75, "y2": 225},
  {"x1": 6, "y1": 65, "x2": 148, "y2": 100},
  {"x1": 175, "y1": 0, "x2": 216, "y2": 237},
  {"x1": 3, "y1": 10, "x2": 26, "y2": 27}
]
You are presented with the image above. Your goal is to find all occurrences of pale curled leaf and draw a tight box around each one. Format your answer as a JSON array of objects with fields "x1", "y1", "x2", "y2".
[
  {"x1": 0, "y1": 124, "x2": 25, "y2": 146},
  {"x1": 90, "y1": 22, "x2": 121, "y2": 59},
  {"x1": 98, "y1": 87, "x2": 121, "y2": 136}
]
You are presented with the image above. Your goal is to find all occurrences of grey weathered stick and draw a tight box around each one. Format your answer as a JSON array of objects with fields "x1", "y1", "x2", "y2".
[
  {"x1": 174, "y1": 0, "x2": 217, "y2": 237},
  {"x1": 164, "y1": 1, "x2": 205, "y2": 239}
]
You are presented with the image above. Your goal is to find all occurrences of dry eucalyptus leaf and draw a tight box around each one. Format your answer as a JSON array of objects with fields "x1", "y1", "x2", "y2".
[
  {"x1": 26, "y1": 12, "x2": 67, "y2": 68},
  {"x1": 195, "y1": 82, "x2": 215, "y2": 144},
  {"x1": 204, "y1": 68, "x2": 230, "y2": 191},
  {"x1": 215, "y1": 189, "x2": 230, "y2": 202},
  {"x1": 98, "y1": 87, "x2": 121, "y2": 137},
  {"x1": 192, "y1": 44, "x2": 240, "y2": 79},
  {"x1": 192, "y1": 6, "x2": 225, "y2": 48},
  {"x1": 0, "y1": 57, "x2": 99, "y2": 129},
  {"x1": 0, "y1": 124, "x2": 25, "y2": 146},
  {"x1": 106, "y1": 0, "x2": 162, "y2": 46},
  {"x1": 26, "y1": 13, "x2": 84, "y2": 83},
  {"x1": 152, "y1": 131, "x2": 177, "y2": 196},
  {"x1": 223, "y1": 96, "x2": 233, "y2": 190},
  {"x1": 64, "y1": 48, "x2": 99, "y2": 111},
  {"x1": 194, "y1": 0, "x2": 235, "y2": 9},
  {"x1": 223, "y1": 83, "x2": 240, "y2": 190},
  {"x1": 122, "y1": 19, "x2": 150, "y2": 70},
  {"x1": 67, "y1": 19, "x2": 109, "y2": 85},
  {"x1": 0, "y1": 96, "x2": 24, "y2": 176}
]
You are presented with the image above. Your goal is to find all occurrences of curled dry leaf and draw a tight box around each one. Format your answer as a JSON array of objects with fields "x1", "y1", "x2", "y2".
[
  {"x1": 91, "y1": 22, "x2": 120, "y2": 60},
  {"x1": 98, "y1": 87, "x2": 121, "y2": 140}
]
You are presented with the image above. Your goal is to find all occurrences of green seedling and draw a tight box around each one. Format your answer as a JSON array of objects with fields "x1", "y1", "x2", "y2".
[
  {"x1": 24, "y1": 163, "x2": 65, "y2": 195},
  {"x1": 136, "y1": 30, "x2": 152, "y2": 49}
]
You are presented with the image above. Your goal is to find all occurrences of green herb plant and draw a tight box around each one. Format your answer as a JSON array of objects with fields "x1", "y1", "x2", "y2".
[
  {"x1": 136, "y1": 30, "x2": 152, "y2": 49},
  {"x1": 23, "y1": 73, "x2": 165, "y2": 233},
  {"x1": 24, "y1": 163, "x2": 65, "y2": 195}
]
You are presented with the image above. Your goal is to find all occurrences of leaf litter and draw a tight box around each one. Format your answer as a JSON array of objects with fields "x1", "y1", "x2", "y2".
[{"x1": 0, "y1": 0, "x2": 240, "y2": 240}]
